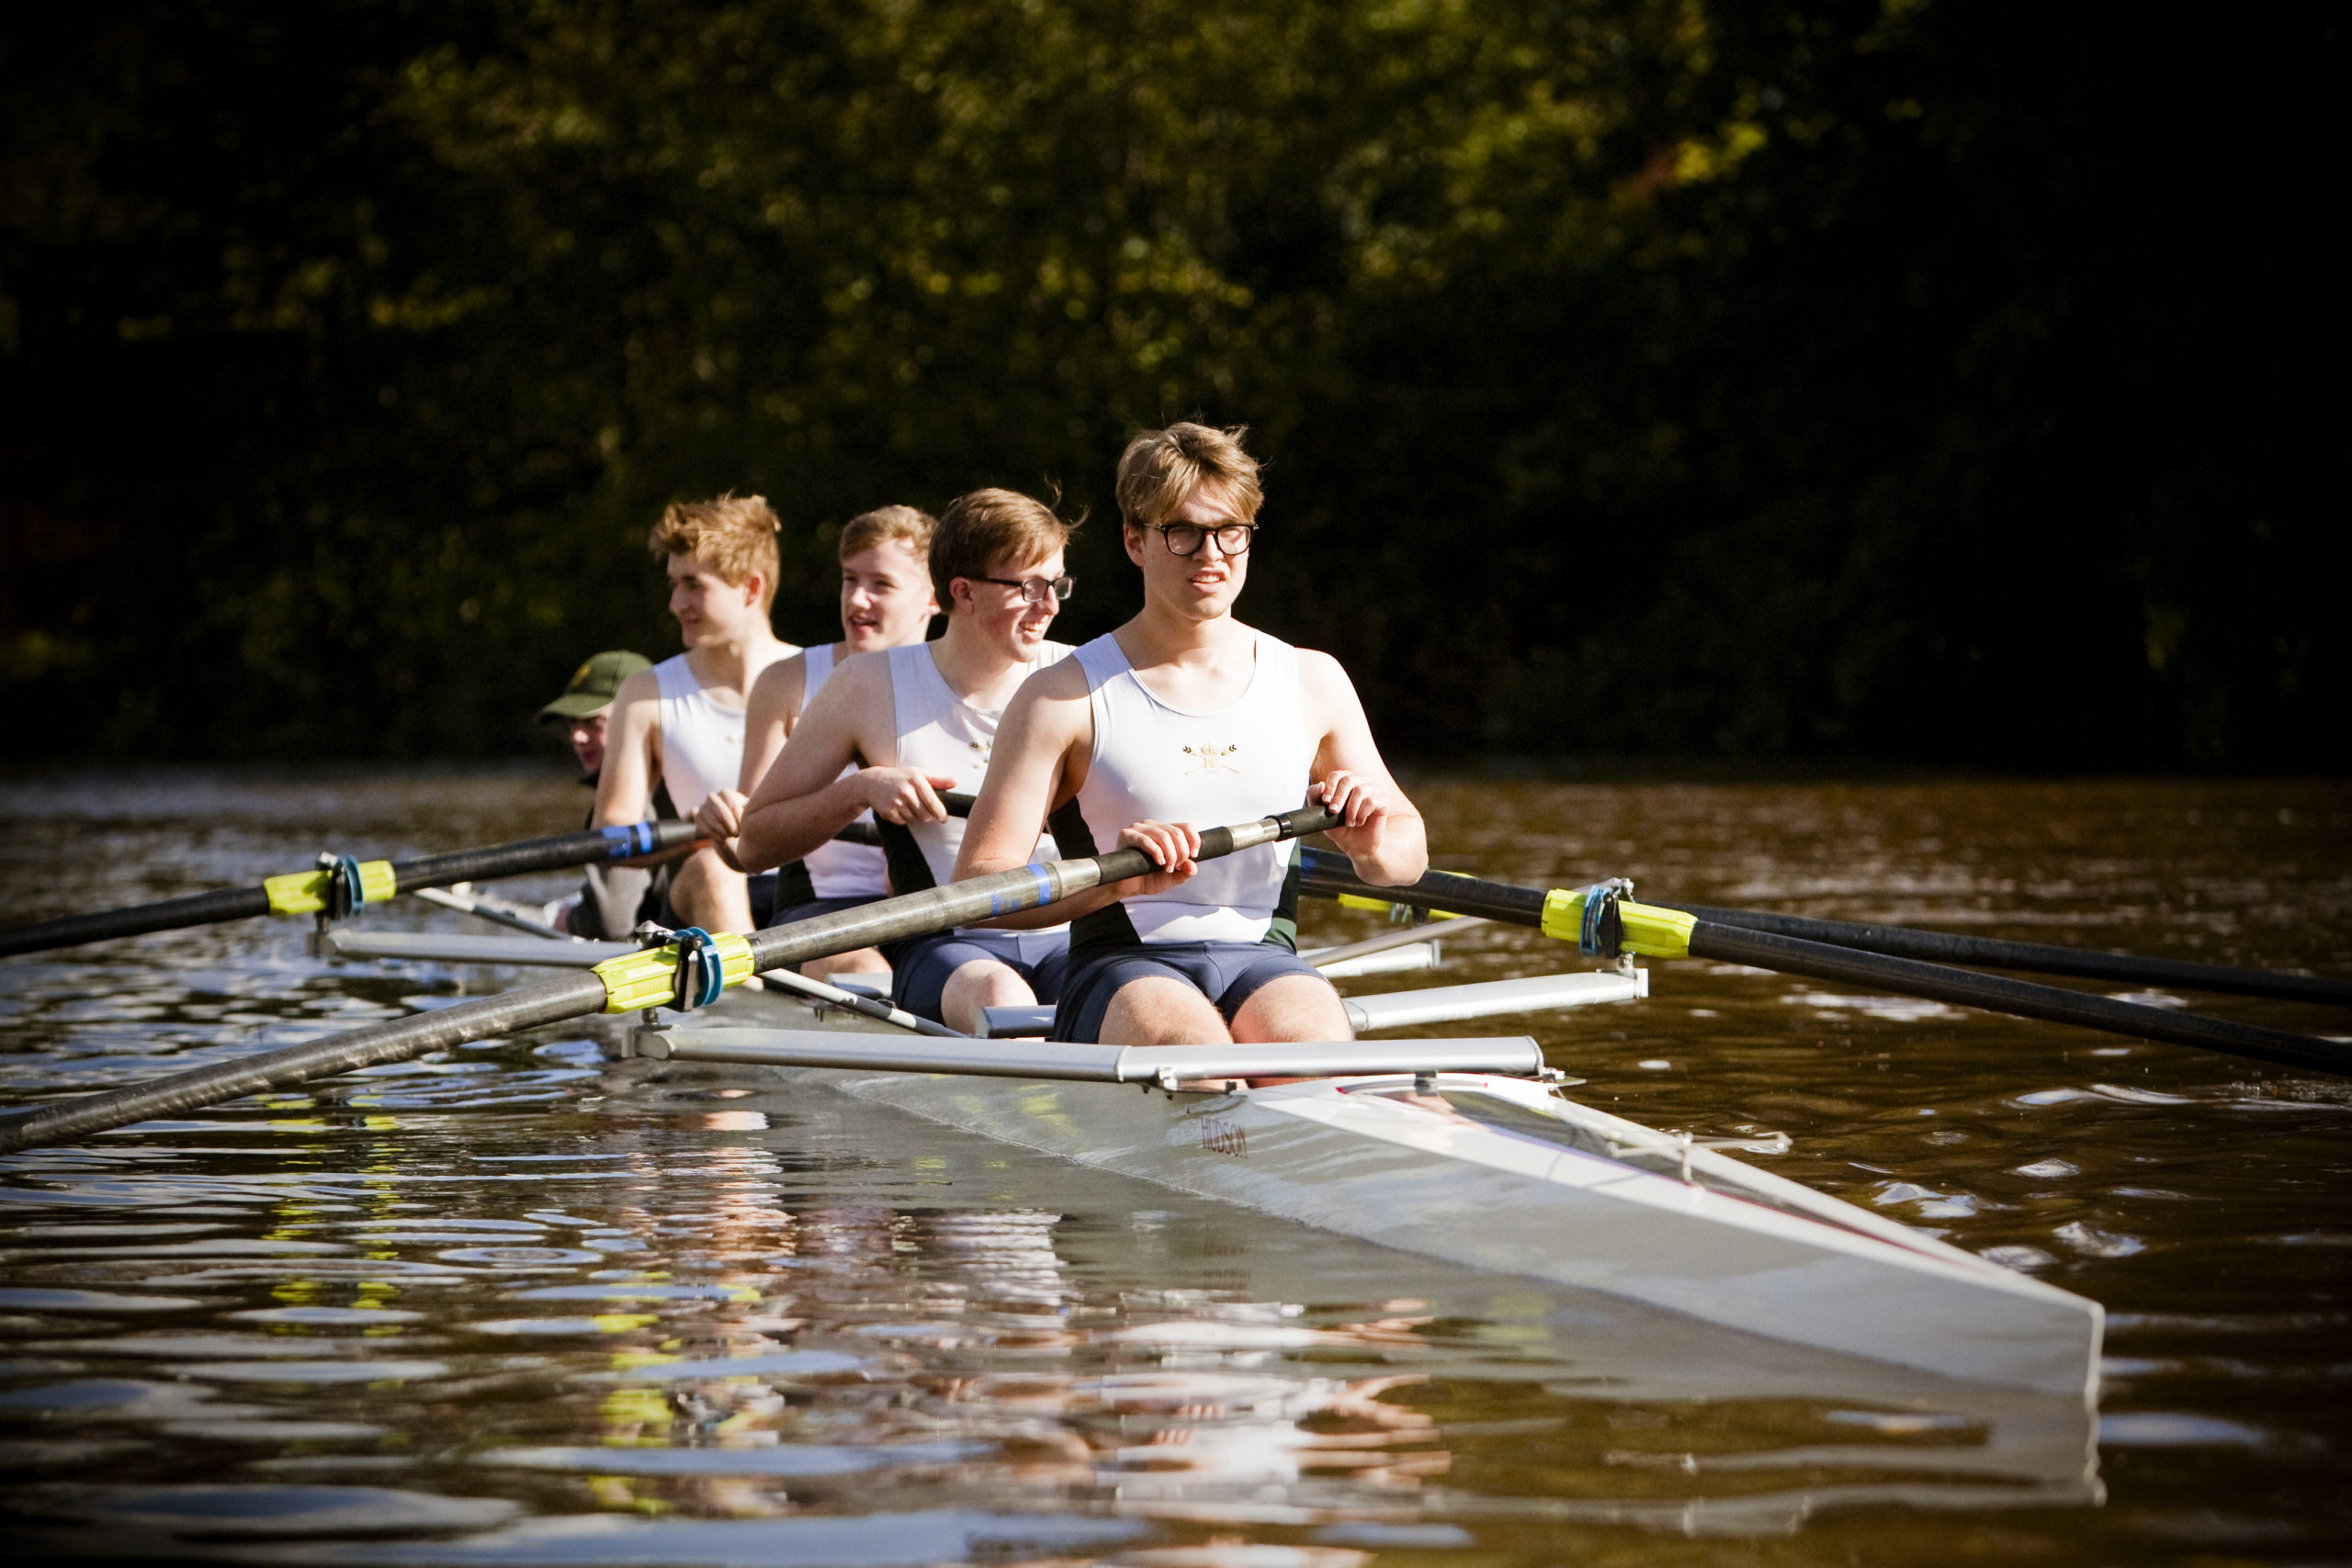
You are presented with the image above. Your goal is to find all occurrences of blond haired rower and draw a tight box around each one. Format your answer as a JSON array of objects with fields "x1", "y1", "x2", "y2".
[
  {"x1": 726, "y1": 491, "x2": 1077, "y2": 1031},
  {"x1": 596, "y1": 495, "x2": 797, "y2": 934},
  {"x1": 696, "y1": 504, "x2": 938, "y2": 979},
  {"x1": 954, "y1": 423, "x2": 1426, "y2": 1046}
]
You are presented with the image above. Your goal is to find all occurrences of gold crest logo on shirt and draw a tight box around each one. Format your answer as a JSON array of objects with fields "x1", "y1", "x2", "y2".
[{"x1": 1183, "y1": 741, "x2": 1241, "y2": 773}]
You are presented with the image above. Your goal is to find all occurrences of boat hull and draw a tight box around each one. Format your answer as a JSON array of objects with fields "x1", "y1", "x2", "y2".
[{"x1": 668, "y1": 987, "x2": 2101, "y2": 1400}]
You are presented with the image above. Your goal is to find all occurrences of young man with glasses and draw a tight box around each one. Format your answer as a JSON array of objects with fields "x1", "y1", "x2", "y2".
[
  {"x1": 954, "y1": 423, "x2": 1426, "y2": 1047},
  {"x1": 724, "y1": 490, "x2": 1078, "y2": 1030}
]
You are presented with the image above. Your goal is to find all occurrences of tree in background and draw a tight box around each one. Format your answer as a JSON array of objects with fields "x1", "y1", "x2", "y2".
[{"x1": 2, "y1": 0, "x2": 2338, "y2": 767}]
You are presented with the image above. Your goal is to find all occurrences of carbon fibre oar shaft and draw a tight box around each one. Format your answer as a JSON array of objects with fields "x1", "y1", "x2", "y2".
[
  {"x1": 0, "y1": 805, "x2": 1340, "y2": 1155},
  {"x1": 1298, "y1": 848, "x2": 2348, "y2": 1008},
  {"x1": 1297, "y1": 851, "x2": 2350, "y2": 1077},
  {"x1": 0, "y1": 822, "x2": 703, "y2": 959}
]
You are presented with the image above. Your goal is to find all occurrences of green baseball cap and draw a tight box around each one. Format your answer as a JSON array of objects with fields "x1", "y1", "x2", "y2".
[{"x1": 537, "y1": 650, "x2": 652, "y2": 723}]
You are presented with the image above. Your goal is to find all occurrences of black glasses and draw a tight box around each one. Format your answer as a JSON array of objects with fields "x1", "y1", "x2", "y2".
[
  {"x1": 1146, "y1": 521, "x2": 1256, "y2": 557},
  {"x1": 973, "y1": 574, "x2": 1075, "y2": 605}
]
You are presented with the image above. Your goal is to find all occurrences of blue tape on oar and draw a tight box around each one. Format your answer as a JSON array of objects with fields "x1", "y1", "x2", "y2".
[
  {"x1": 600, "y1": 822, "x2": 658, "y2": 858},
  {"x1": 988, "y1": 866, "x2": 1056, "y2": 918}
]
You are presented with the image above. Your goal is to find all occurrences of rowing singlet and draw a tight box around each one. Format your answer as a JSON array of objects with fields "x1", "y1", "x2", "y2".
[
  {"x1": 792, "y1": 643, "x2": 888, "y2": 899},
  {"x1": 1064, "y1": 630, "x2": 1310, "y2": 949},
  {"x1": 651, "y1": 653, "x2": 748, "y2": 821},
  {"x1": 876, "y1": 641, "x2": 1072, "y2": 919}
]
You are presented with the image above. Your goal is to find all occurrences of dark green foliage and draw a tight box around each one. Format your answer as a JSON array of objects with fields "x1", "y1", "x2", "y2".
[{"x1": 2, "y1": 0, "x2": 2338, "y2": 766}]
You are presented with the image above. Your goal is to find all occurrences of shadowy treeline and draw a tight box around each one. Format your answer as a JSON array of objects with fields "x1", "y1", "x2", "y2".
[{"x1": 1, "y1": 1, "x2": 2339, "y2": 769}]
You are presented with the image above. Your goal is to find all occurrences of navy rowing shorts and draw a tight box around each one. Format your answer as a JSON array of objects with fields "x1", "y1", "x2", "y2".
[
  {"x1": 1050, "y1": 940, "x2": 1331, "y2": 1043},
  {"x1": 890, "y1": 929, "x2": 1071, "y2": 1025}
]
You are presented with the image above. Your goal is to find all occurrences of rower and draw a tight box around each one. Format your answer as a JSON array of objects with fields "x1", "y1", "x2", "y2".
[
  {"x1": 727, "y1": 491, "x2": 1077, "y2": 1031},
  {"x1": 534, "y1": 649, "x2": 664, "y2": 938},
  {"x1": 954, "y1": 423, "x2": 1426, "y2": 1046},
  {"x1": 695, "y1": 505, "x2": 938, "y2": 980},
  {"x1": 595, "y1": 495, "x2": 797, "y2": 934}
]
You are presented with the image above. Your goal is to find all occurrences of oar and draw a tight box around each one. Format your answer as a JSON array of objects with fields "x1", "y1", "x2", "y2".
[
  {"x1": 0, "y1": 822, "x2": 704, "y2": 960},
  {"x1": 1303, "y1": 850, "x2": 2346, "y2": 1008},
  {"x1": 0, "y1": 805, "x2": 1340, "y2": 1156},
  {"x1": 1296, "y1": 851, "x2": 2350, "y2": 1077}
]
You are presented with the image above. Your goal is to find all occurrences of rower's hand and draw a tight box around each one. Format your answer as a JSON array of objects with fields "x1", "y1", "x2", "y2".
[
  {"x1": 859, "y1": 768, "x2": 959, "y2": 826},
  {"x1": 695, "y1": 788, "x2": 748, "y2": 841},
  {"x1": 1311, "y1": 769, "x2": 1399, "y2": 830},
  {"x1": 1310, "y1": 769, "x2": 1419, "y2": 876},
  {"x1": 1116, "y1": 819, "x2": 1202, "y2": 895},
  {"x1": 694, "y1": 788, "x2": 750, "y2": 872}
]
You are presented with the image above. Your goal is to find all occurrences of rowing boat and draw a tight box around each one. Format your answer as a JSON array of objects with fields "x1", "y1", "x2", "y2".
[{"x1": 323, "y1": 922, "x2": 2105, "y2": 1401}]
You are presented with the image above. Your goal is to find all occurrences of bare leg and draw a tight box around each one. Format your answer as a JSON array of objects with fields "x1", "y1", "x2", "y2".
[
  {"x1": 938, "y1": 958, "x2": 1038, "y2": 1036},
  {"x1": 803, "y1": 947, "x2": 890, "y2": 983},
  {"x1": 668, "y1": 846, "x2": 756, "y2": 934},
  {"x1": 1097, "y1": 976, "x2": 1232, "y2": 1046},
  {"x1": 1229, "y1": 973, "x2": 1352, "y2": 1043}
]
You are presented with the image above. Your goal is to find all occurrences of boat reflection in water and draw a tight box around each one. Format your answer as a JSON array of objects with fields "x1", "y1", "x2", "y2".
[{"x1": 511, "y1": 1062, "x2": 2102, "y2": 1543}]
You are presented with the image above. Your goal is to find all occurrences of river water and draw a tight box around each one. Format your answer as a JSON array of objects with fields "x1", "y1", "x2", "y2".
[{"x1": 0, "y1": 768, "x2": 2346, "y2": 1566}]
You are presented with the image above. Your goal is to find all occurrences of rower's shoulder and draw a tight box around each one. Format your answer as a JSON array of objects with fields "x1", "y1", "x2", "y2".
[
  {"x1": 831, "y1": 645, "x2": 902, "y2": 689},
  {"x1": 748, "y1": 646, "x2": 812, "y2": 705},
  {"x1": 1292, "y1": 646, "x2": 1370, "y2": 728},
  {"x1": 1292, "y1": 645, "x2": 1355, "y2": 690},
  {"x1": 611, "y1": 666, "x2": 664, "y2": 708},
  {"x1": 1016, "y1": 651, "x2": 1095, "y2": 704}
]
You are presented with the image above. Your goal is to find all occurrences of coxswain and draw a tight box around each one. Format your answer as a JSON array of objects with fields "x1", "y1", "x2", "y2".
[
  {"x1": 726, "y1": 490, "x2": 1076, "y2": 1030},
  {"x1": 533, "y1": 649, "x2": 664, "y2": 937},
  {"x1": 954, "y1": 423, "x2": 1426, "y2": 1045}
]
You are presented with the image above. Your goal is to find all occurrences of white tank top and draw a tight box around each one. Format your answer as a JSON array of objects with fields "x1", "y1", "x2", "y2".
[
  {"x1": 798, "y1": 643, "x2": 888, "y2": 898},
  {"x1": 651, "y1": 654, "x2": 746, "y2": 821},
  {"x1": 1069, "y1": 630, "x2": 1310, "y2": 944},
  {"x1": 884, "y1": 640, "x2": 1072, "y2": 901}
]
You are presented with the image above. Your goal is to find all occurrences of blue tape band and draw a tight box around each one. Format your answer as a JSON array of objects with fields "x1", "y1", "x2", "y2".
[
  {"x1": 984, "y1": 867, "x2": 1057, "y2": 919},
  {"x1": 600, "y1": 823, "x2": 657, "y2": 858}
]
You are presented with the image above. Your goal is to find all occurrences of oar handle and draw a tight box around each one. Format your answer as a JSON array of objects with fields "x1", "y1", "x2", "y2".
[
  {"x1": 750, "y1": 805, "x2": 1339, "y2": 973},
  {"x1": 0, "y1": 803, "x2": 1343, "y2": 1156}
]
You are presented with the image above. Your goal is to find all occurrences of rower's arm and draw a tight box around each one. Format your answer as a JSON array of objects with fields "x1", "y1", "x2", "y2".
[
  {"x1": 1300, "y1": 649, "x2": 1427, "y2": 886},
  {"x1": 592, "y1": 671, "x2": 662, "y2": 830},
  {"x1": 734, "y1": 654, "x2": 954, "y2": 873},
  {"x1": 693, "y1": 654, "x2": 808, "y2": 870},
  {"x1": 956, "y1": 660, "x2": 1138, "y2": 928},
  {"x1": 735, "y1": 653, "x2": 807, "y2": 793}
]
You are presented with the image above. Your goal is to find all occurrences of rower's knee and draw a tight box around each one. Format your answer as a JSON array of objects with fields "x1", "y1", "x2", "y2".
[
  {"x1": 941, "y1": 959, "x2": 1034, "y2": 1036},
  {"x1": 667, "y1": 847, "x2": 751, "y2": 932},
  {"x1": 1229, "y1": 973, "x2": 1351, "y2": 1043},
  {"x1": 1100, "y1": 976, "x2": 1230, "y2": 1046}
]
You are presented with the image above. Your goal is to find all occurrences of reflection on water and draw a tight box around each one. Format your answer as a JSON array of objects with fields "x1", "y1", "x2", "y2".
[{"x1": 0, "y1": 768, "x2": 2347, "y2": 1565}]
